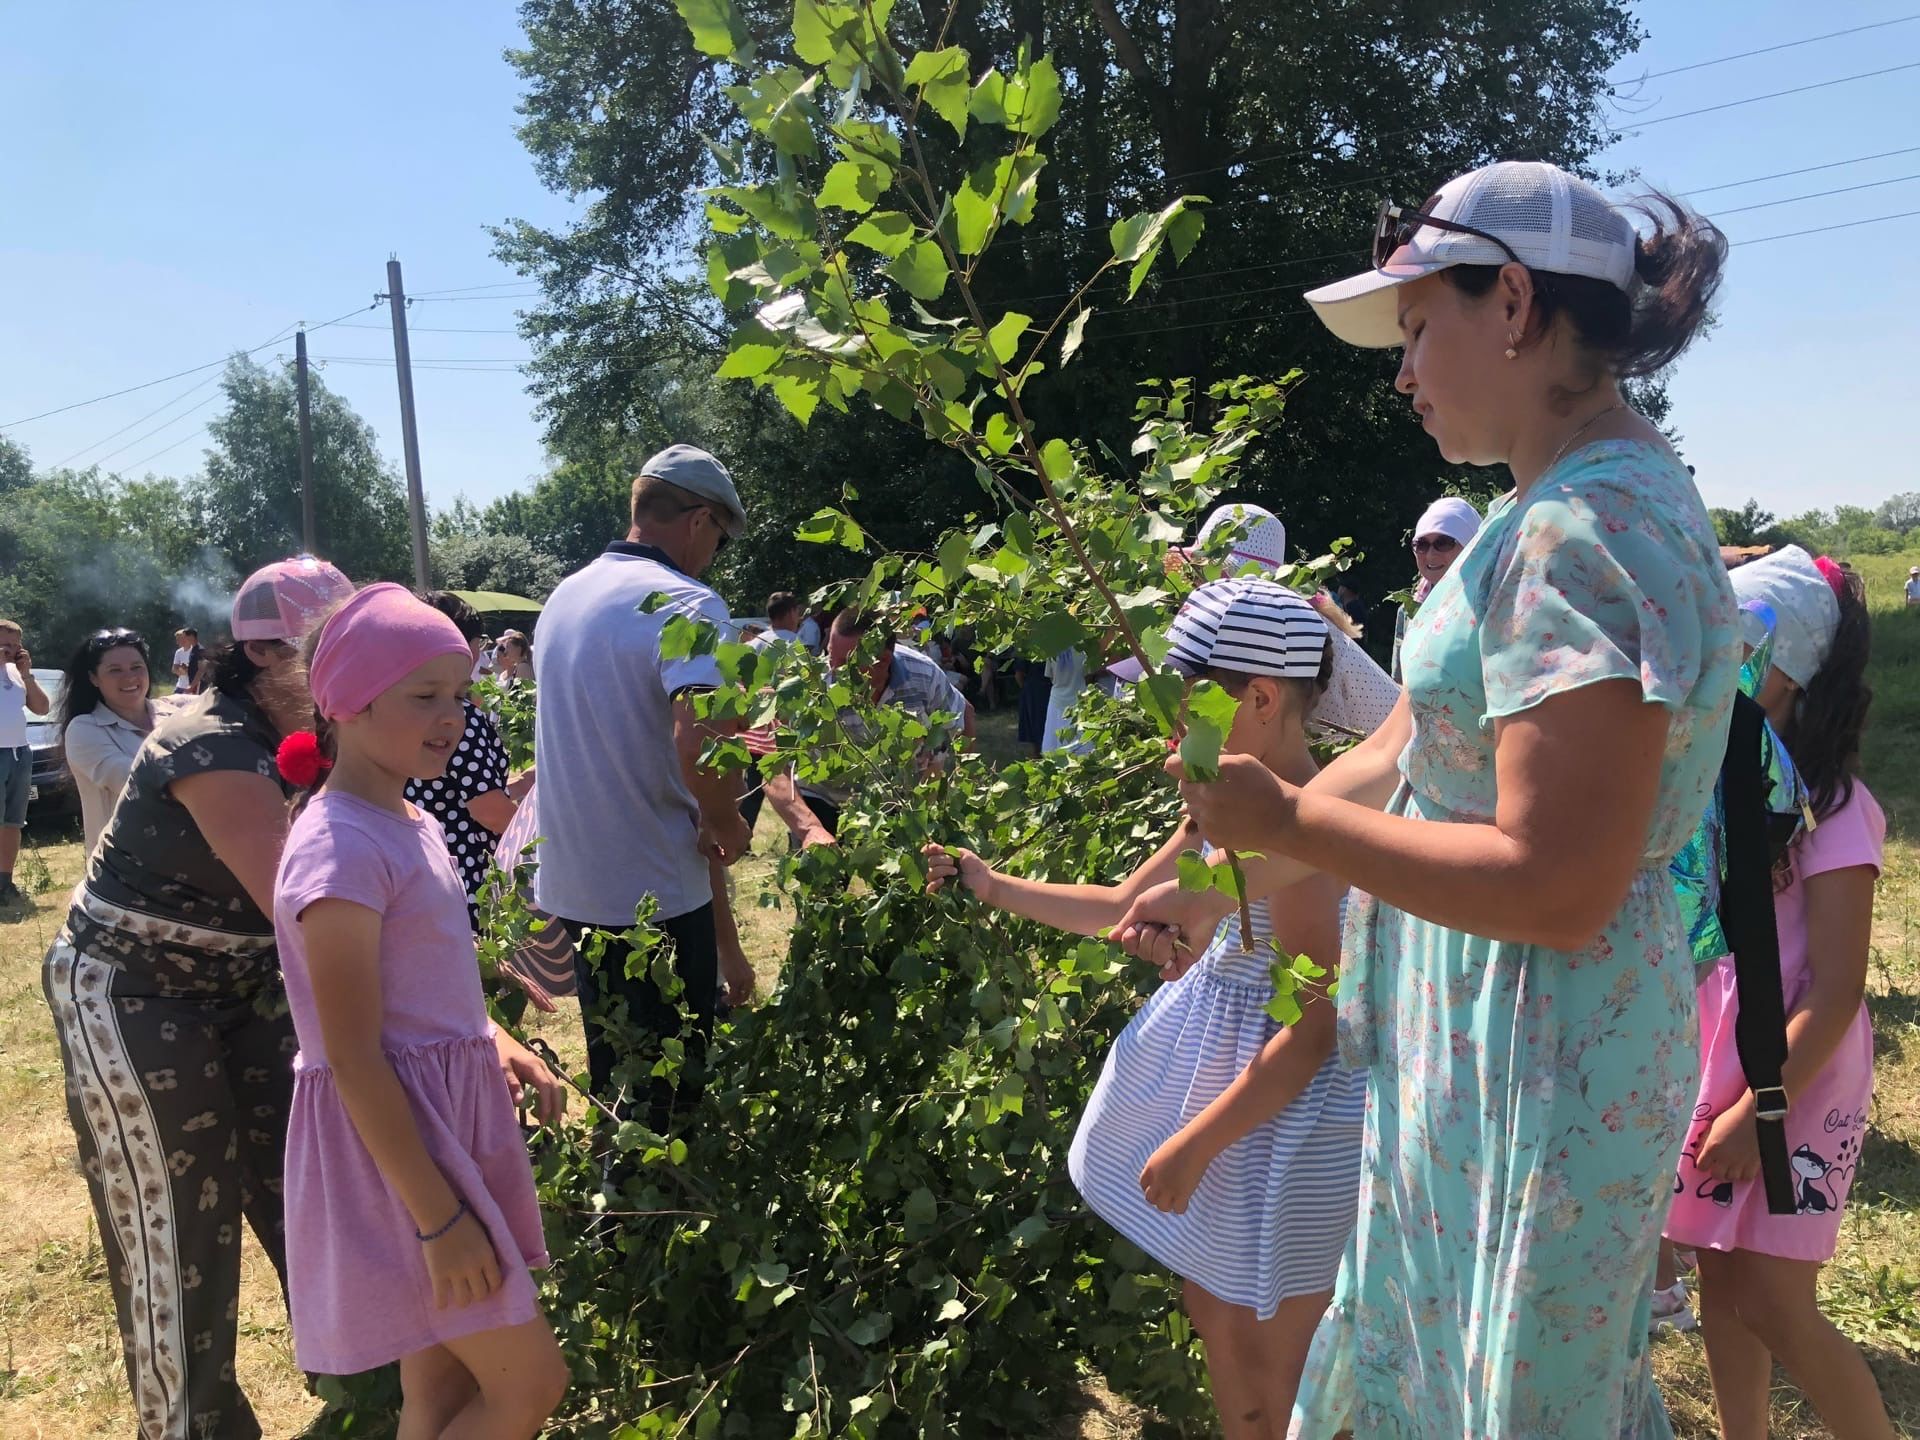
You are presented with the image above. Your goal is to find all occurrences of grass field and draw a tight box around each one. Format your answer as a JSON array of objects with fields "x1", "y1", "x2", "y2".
[{"x1": 2, "y1": 554, "x2": 1917, "y2": 1437}]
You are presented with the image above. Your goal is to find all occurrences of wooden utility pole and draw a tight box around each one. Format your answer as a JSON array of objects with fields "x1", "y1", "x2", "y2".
[
  {"x1": 380, "y1": 258, "x2": 431, "y2": 590},
  {"x1": 294, "y1": 327, "x2": 316, "y2": 554}
]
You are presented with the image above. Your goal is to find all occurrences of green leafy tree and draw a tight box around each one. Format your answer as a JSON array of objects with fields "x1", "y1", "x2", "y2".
[
  {"x1": 198, "y1": 354, "x2": 412, "y2": 582},
  {"x1": 1876, "y1": 490, "x2": 1920, "y2": 536},
  {"x1": 0, "y1": 434, "x2": 31, "y2": 495},
  {"x1": 1710, "y1": 497, "x2": 1781, "y2": 548},
  {"x1": 430, "y1": 529, "x2": 566, "y2": 599},
  {"x1": 492, "y1": 0, "x2": 1644, "y2": 599}
]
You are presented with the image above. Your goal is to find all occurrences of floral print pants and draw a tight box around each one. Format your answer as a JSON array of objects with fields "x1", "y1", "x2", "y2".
[{"x1": 44, "y1": 935, "x2": 296, "y2": 1440}]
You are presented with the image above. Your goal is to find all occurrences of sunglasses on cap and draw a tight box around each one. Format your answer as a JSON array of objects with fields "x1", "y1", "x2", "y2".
[
  {"x1": 1373, "y1": 200, "x2": 1522, "y2": 271},
  {"x1": 1412, "y1": 535, "x2": 1460, "y2": 555}
]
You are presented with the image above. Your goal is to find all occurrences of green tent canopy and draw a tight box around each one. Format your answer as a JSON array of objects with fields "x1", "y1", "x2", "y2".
[{"x1": 449, "y1": 589, "x2": 543, "y2": 614}]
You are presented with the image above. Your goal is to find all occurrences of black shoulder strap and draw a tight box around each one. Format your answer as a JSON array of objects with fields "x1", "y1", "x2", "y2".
[{"x1": 1718, "y1": 691, "x2": 1798, "y2": 1215}]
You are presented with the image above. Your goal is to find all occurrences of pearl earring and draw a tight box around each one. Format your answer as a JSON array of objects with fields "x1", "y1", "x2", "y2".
[{"x1": 1504, "y1": 331, "x2": 1519, "y2": 360}]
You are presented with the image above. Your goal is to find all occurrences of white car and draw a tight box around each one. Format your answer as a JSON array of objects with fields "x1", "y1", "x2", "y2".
[{"x1": 25, "y1": 668, "x2": 75, "y2": 819}]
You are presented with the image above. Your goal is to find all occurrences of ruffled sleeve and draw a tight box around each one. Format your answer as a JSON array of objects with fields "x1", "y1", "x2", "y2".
[{"x1": 1478, "y1": 463, "x2": 1710, "y2": 721}]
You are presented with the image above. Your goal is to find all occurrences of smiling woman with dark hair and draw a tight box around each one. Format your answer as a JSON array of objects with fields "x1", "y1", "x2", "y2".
[{"x1": 58, "y1": 627, "x2": 175, "y2": 850}]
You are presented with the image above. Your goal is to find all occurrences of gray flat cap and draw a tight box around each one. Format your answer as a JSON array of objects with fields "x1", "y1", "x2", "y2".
[{"x1": 641, "y1": 443, "x2": 747, "y2": 537}]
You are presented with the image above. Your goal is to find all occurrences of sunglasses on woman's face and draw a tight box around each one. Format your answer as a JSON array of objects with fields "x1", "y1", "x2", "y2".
[
  {"x1": 1373, "y1": 200, "x2": 1522, "y2": 271},
  {"x1": 1412, "y1": 536, "x2": 1460, "y2": 555}
]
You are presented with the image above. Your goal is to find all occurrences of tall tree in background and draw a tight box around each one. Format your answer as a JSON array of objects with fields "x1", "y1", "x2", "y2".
[
  {"x1": 494, "y1": 0, "x2": 1643, "y2": 595},
  {"x1": 198, "y1": 355, "x2": 412, "y2": 582}
]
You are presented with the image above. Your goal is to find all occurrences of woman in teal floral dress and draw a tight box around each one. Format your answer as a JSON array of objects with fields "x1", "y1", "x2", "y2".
[{"x1": 1117, "y1": 162, "x2": 1739, "y2": 1437}]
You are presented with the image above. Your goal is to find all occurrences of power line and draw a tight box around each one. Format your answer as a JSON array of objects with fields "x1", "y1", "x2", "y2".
[
  {"x1": 1617, "y1": 60, "x2": 1920, "y2": 132},
  {"x1": 1730, "y1": 205, "x2": 1920, "y2": 246},
  {"x1": 88, "y1": 392, "x2": 226, "y2": 469},
  {"x1": 52, "y1": 369, "x2": 229, "y2": 468},
  {"x1": 1683, "y1": 145, "x2": 1920, "y2": 196},
  {"x1": 1614, "y1": 14, "x2": 1920, "y2": 83},
  {"x1": 406, "y1": 279, "x2": 538, "y2": 298},
  {"x1": 119, "y1": 426, "x2": 209, "y2": 474},
  {"x1": 1, "y1": 302, "x2": 377, "y2": 430},
  {"x1": 1712, "y1": 169, "x2": 1920, "y2": 218}
]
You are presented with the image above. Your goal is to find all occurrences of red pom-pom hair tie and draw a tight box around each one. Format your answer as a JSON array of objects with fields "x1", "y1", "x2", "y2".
[
  {"x1": 1813, "y1": 554, "x2": 1847, "y2": 600},
  {"x1": 276, "y1": 731, "x2": 332, "y2": 788}
]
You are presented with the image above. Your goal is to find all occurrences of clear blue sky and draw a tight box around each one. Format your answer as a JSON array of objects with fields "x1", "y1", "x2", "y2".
[{"x1": 3, "y1": 2, "x2": 1916, "y2": 524}]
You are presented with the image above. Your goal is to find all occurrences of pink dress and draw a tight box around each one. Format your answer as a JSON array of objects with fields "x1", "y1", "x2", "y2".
[
  {"x1": 1666, "y1": 781, "x2": 1884, "y2": 1261},
  {"x1": 276, "y1": 790, "x2": 549, "y2": 1374}
]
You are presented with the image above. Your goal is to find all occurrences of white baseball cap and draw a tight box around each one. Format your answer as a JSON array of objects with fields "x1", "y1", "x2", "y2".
[
  {"x1": 1306, "y1": 161, "x2": 1639, "y2": 349},
  {"x1": 1414, "y1": 496, "x2": 1482, "y2": 547}
]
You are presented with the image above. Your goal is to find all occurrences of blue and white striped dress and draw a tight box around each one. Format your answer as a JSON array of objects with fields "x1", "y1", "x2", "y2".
[{"x1": 1068, "y1": 887, "x2": 1365, "y2": 1318}]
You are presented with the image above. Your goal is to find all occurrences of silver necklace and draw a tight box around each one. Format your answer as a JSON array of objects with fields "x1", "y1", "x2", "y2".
[{"x1": 1544, "y1": 401, "x2": 1629, "y2": 475}]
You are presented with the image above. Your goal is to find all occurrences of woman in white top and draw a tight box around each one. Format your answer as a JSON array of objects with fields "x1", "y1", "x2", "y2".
[{"x1": 59, "y1": 628, "x2": 175, "y2": 850}]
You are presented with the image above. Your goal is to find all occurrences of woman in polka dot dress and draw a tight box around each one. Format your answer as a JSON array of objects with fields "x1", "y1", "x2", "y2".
[{"x1": 407, "y1": 593, "x2": 520, "y2": 925}]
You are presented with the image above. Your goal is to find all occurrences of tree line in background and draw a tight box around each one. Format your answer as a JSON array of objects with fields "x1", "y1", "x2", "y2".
[{"x1": 1712, "y1": 493, "x2": 1920, "y2": 558}]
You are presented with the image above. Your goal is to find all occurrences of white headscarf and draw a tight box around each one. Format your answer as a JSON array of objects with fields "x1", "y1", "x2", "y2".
[
  {"x1": 1729, "y1": 545, "x2": 1840, "y2": 689},
  {"x1": 1413, "y1": 496, "x2": 1482, "y2": 546}
]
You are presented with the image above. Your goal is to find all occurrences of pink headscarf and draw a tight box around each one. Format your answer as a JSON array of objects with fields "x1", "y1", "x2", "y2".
[{"x1": 309, "y1": 583, "x2": 471, "y2": 721}]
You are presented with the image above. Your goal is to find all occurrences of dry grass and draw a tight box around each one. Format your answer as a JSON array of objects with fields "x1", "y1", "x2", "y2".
[{"x1": 5, "y1": 565, "x2": 1919, "y2": 1437}]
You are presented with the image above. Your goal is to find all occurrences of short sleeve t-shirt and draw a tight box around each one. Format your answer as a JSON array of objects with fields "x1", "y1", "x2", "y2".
[
  {"x1": 0, "y1": 668, "x2": 25, "y2": 749},
  {"x1": 533, "y1": 542, "x2": 730, "y2": 927},
  {"x1": 404, "y1": 699, "x2": 511, "y2": 911},
  {"x1": 799, "y1": 643, "x2": 969, "y2": 808},
  {"x1": 275, "y1": 790, "x2": 488, "y2": 1062},
  {"x1": 1906, "y1": 576, "x2": 1920, "y2": 602},
  {"x1": 70, "y1": 690, "x2": 290, "y2": 988}
]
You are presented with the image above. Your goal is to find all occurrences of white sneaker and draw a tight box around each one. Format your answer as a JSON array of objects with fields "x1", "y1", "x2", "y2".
[{"x1": 1649, "y1": 1279, "x2": 1697, "y2": 1335}]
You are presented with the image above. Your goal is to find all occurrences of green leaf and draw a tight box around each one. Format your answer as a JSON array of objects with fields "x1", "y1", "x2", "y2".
[
  {"x1": 1060, "y1": 307, "x2": 1092, "y2": 366},
  {"x1": 937, "y1": 1298, "x2": 967, "y2": 1322},
  {"x1": 1003, "y1": 510, "x2": 1035, "y2": 555},
  {"x1": 1178, "y1": 678, "x2": 1240, "y2": 780},
  {"x1": 1109, "y1": 195, "x2": 1211, "y2": 298},
  {"x1": 1039, "y1": 437, "x2": 1072, "y2": 482},
  {"x1": 984, "y1": 411, "x2": 1018, "y2": 455},
  {"x1": 1175, "y1": 849, "x2": 1211, "y2": 893},
  {"x1": 885, "y1": 238, "x2": 949, "y2": 302},
  {"x1": 675, "y1": 0, "x2": 753, "y2": 59},
  {"x1": 1013, "y1": 56, "x2": 1063, "y2": 137},
  {"x1": 902, "y1": 46, "x2": 971, "y2": 140},
  {"x1": 1026, "y1": 607, "x2": 1088, "y2": 657},
  {"x1": 715, "y1": 322, "x2": 784, "y2": 379},
  {"x1": 1266, "y1": 989, "x2": 1304, "y2": 1026},
  {"x1": 904, "y1": 1184, "x2": 937, "y2": 1232},
  {"x1": 846, "y1": 1312, "x2": 893, "y2": 1346},
  {"x1": 1168, "y1": 206, "x2": 1206, "y2": 262},
  {"x1": 844, "y1": 209, "x2": 915, "y2": 257},
  {"x1": 792, "y1": 0, "x2": 856, "y2": 64},
  {"x1": 951, "y1": 178, "x2": 997, "y2": 258},
  {"x1": 819, "y1": 158, "x2": 887, "y2": 213},
  {"x1": 724, "y1": 68, "x2": 821, "y2": 158},
  {"x1": 937, "y1": 529, "x2": 970, "y2": 584},
  {"x1": 987, "y1": 311, "x2": 1030, "y2": 365},
  {"x1": 1137, "y1": 671, "x2": 1185, "y2": 735},
  {"x1": 955, "y1": 154, "x2": 1045, "y2": 255},
  {"x1": 795, "y1": 505, "x2": 867, "y2": 549},
  {"x1": 771, "y1": 372, "x2": 821, "y2": 425},
  {"x1": 967, "y1": 55, "x2": 1061, "y2": 138}
]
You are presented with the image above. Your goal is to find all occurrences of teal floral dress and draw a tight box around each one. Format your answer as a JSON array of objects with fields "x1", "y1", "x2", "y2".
[{"x1": 1291, "y1": 441, "x2": 1738, "y2": 1439}]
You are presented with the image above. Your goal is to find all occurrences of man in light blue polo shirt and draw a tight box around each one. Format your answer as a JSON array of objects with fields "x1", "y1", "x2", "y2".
[{"x1": 534, "y1": 444, "x2": 755, "y2": 1113}]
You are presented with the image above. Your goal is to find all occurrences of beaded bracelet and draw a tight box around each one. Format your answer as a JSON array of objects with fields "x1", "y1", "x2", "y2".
[{"x1": 416, "y1": 1199, "x2": 469, "y2": 1244}]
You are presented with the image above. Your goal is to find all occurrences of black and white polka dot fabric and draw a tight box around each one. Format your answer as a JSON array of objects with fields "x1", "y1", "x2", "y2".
[{"x1": 405, "y1": 699, "x2": 511, "y2": 921}]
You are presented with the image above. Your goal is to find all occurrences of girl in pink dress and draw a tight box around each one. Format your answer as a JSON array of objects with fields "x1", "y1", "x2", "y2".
[
  {"x1": 274, "y1": 584, "x2": 569, "y2": 1438},
  {"x1": 1665, "y1": 548, "x2": 1894, "y2": 1439}
]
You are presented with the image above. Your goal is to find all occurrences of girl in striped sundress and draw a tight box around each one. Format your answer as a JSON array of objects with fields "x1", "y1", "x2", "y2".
[{"x1": 925, "y1": 578, "x2": 1366, "y2": 1437}]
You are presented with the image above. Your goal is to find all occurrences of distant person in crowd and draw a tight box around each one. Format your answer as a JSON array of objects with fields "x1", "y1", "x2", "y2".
[
  {"x1": 171, "y1": 625, "x2": 205, "y2": 695},
  {"x1": 797, "y1": 604, "x2": 827, "y2": 653},
  {"x1": 755, "y1": 591, "x2": 803, "y2": 647},
  {"x1": 1664, "y1": 550, "x2": 1897, "y2": 1439},
  {"x1": 534, "y1": 444, "x2": 756, "y2": 1114},
  {"x1": 59, "y1": 628, "x2": 177, "y2": 852},
  {"x1": 1014, "y1": 657, "x2": 1051, "y2": 755},
  {"x1": 737, "y1": 591, "x2": 806, "y2": 834},
  {"x1": 1391, "y1": 495, "x2": 1482, "y2": 682},
  {"x1": 0, "y1": 618, "x2": 51, "y2": 904},
  {"x1": 473, "y1": 633, "x2": 497, "y2": 682},
  {"x1": 932, "y1": 634, "x2": 972, "y2": 695},
  {"x1": 763, "y1": 607, "x2": 975, "y2": 846},
  {"x1": 271, "y1": 584, "x2": 567, "y2": 1433},
  {"x1": 1906, "y1": 564, "x2": 1919, "y2": 608},
  {"x1": 1332, "y1": 579, "x2": 1371, "y2": 630},
  {"x1": 494, "y1": 629, "x2": 535, "y2": 684},
  {"x1": 40, "y1": 556, "x2": 355, "y2": 1438},
  {"x1": 1121, "y1": 161, "x2": 1735, "y2": 1436},
  {"x1": 407, "y1": 592, "x2": 521, "y2": 929}
]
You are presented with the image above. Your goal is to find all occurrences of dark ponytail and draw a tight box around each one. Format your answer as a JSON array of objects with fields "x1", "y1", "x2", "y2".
[
  {"x1": 1782, "y1": 570, "x2": 1872, "y2": 823},
  {"x1": 1444, "y1": 189, "x2": 1727, "y2": 382}
]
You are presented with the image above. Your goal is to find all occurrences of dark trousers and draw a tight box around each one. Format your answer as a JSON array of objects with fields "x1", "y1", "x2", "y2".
[
  {"x1": 564, "y1": 902, "x2": 718, "y2": 1126},
  {"x1": 43, "y1": 936, "x2": 294, "y2": 1440}
]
